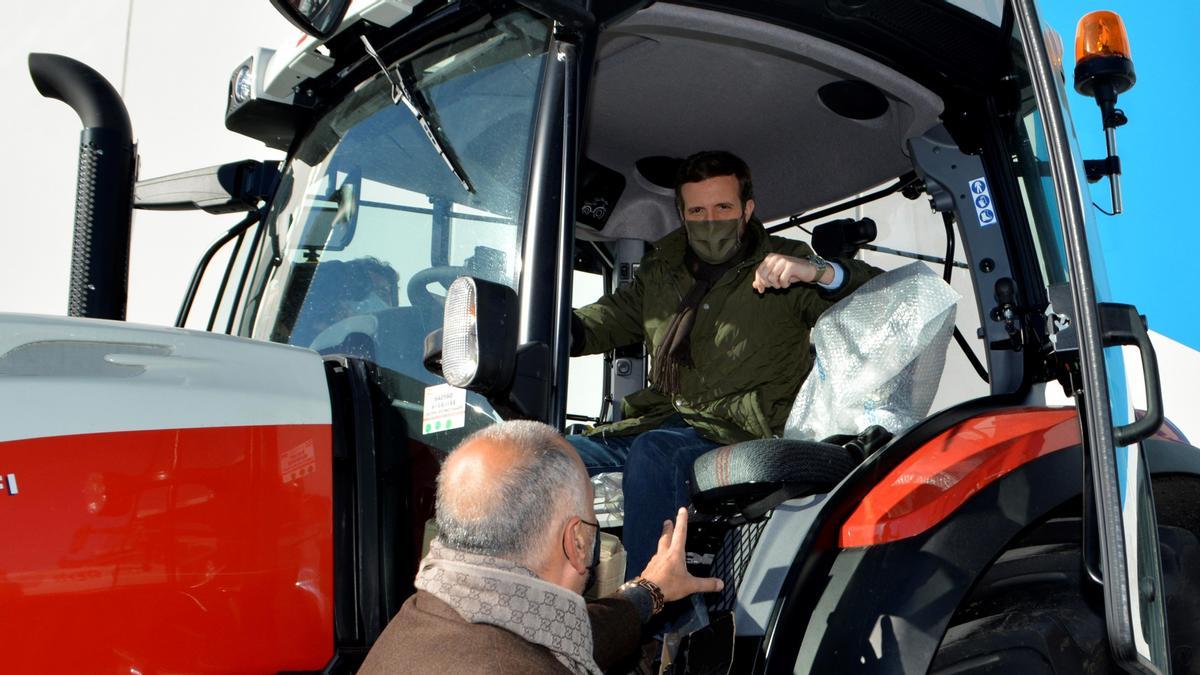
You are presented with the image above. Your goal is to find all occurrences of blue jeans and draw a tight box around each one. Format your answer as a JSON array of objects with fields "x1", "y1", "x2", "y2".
[{"x1": 567, "y1": 418, "x2": 721, "y2": 580}]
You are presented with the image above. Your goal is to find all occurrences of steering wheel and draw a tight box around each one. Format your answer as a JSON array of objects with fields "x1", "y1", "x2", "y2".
[{"x1": 406, "y1": 265, "x2": 468, "y2": 320}]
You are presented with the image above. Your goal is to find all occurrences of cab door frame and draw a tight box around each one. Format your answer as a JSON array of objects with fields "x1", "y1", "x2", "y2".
[{"x1": 1012, "y1": 1, "x2": 1170, "y2": 671}]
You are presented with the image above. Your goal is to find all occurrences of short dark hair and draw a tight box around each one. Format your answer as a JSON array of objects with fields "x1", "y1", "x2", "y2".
[{"x1": 674, "y1": 150, "x2": 754, "y2": 214}]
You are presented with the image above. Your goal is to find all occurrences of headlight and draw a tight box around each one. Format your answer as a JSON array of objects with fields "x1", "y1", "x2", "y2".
[
  {"x1": 232, "y1": 64, "x2": 254, "y2": 104},
  {"x1": 443, "y1": 277, "x2": 480, "y2": 387},
  {"x1": 437, "y1": 276, "x2": 518, "y2": 393}
]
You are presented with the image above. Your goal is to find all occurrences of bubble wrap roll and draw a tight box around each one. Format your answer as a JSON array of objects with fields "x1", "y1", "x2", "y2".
[{"x1": 784, "y1": 262, "x2": 960, "y2": 440}]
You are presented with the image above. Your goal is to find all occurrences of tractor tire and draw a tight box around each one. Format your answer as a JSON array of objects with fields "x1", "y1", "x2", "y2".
[
  {"x1": 1155, "y1": 475, "x2": 1200, "y2": 674},
  {"x1": 930, "y1": 475, "x2": 1200, "y2": 675},
  {"x1": 929, "y1": 531, "x2": 1114, "y2": 674}
]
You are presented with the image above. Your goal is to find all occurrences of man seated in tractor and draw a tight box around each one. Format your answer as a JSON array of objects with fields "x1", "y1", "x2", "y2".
[
  {"x1": 358, "y1": 420, "x2": 722, "y2": 674},
  {"x1": 567, "y1": 150, "x2": 881, "y2": 577}
]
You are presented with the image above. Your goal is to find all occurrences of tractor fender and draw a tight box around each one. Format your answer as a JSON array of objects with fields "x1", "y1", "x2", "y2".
[{"x1": 758, "y1": 408, "x2": 1200, "y2": 674}]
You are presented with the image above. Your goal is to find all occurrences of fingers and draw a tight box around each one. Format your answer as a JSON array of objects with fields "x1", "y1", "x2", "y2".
[
  {"x1": 753, "y1": 261, "x2": 772, "y2": 293},
  {"x1": 691, "y1": 575, "x2": 724, "y2": 594},
  {"x1": 753, "y1": 256, "x2": 770, "y2": 292},
  {"x1": 668, "y1": 507, "x2": 688, "y2": 556},
  {"x1": 753, "y1": 259, "x2": 779, "y2": 294},
  {"x1": 657, "y1": 519, "x2": 673, "y2": 556},
  {"x1": 637, "y1": 507, "x2": 727, "y2": 603},
  {"x1": 669, "y1": 509, "x2": 722, "y2": 592},
  {"x1": 752, "y1": 263, "x2": 771, "y2": 293},
  {"x1": 752, "y1": 254, "x2": 808, "y2": 294}
]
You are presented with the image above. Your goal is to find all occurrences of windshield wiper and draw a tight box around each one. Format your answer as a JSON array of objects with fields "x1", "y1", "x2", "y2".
[{"x1": 360, "y1": 35, "x2": 475, "y2": 194}]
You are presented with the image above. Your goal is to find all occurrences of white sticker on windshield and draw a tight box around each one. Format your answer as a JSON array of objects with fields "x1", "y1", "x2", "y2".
[
  {"x1": 969, "y1": 176, "x2": 998, "y2": 227},
  {"x1": 423, "y1": 383, "x2": 467, "y2": 435}
]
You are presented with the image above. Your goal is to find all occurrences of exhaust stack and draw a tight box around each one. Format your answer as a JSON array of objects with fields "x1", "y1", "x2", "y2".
[{"x1": 29, "y1": 53, "x2": 136, "y2": 321}]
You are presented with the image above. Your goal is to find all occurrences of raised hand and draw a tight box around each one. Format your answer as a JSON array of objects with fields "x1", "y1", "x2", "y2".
[
  {"x1": 638, "y1": 507, "x2": 724, "y2": 602},
  {"x1": 752, "y1": 253, "x2": 823, "y2": 293}
]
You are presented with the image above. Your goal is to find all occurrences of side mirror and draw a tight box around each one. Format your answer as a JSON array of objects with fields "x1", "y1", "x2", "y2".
[
  {"x1": 424, "y1": 277, "x2": 550, "y2": 419},
  {"x1": 134, "y1": 160, "x2": 280, "y2": 214},
  {"x1": 299, "y1": 172, "x2": 360, "y2": 252},
  {"x1": 268, "y1": 0, "x2": 351, "y2": 39},
  {"x1": 1073, "y1": 10, "x2": 1136, "y2": 214}
]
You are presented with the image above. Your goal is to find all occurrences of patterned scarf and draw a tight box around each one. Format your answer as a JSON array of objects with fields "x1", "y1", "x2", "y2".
[{"x1": 414, "y1": 540, "x2": 603, "y2": 675}]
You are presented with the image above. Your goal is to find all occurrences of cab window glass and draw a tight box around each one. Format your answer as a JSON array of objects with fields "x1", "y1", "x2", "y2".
[
  {"x1": 239, "y1": 10, "x2": 552, "y2": 452},
  {"x1": 567, "y1": 269, "x2": 606, "y2": 422}
]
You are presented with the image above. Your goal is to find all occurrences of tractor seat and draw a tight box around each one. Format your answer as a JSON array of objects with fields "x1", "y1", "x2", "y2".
[{"x1": 690, "y1": 426, "x2": 891, "y2": 520}]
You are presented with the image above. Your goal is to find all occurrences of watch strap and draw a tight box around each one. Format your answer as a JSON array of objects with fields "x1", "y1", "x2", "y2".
[
  {"x1": 619, "y1": 576, "x2": 665, "y2": 616},
  {"x1": 805, "y1": 254, "x2": 830, "y2": 283}
]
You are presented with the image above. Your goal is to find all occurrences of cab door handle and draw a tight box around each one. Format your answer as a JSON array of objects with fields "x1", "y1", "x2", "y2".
[{"x1": 1098, "y1": 302, "x2": 1163, "y2": 446}]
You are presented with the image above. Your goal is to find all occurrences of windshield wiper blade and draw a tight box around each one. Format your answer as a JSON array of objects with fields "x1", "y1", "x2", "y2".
[
  {"x1": 396, "y1": 64, "x2": 475, "y2": 193},
  {"x1": 360, "y1": 35, "x2": 475, "y2": 194}
]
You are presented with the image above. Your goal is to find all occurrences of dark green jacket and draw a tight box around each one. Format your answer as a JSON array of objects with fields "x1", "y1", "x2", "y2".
[{"x1": 573, "y1": 219, "x2": 879, "y2": 445}]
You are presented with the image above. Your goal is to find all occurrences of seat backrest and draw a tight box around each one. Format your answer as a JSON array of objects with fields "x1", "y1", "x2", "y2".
[{"x1": 690, "y1": 438, "x2": 859, "y2": 518}]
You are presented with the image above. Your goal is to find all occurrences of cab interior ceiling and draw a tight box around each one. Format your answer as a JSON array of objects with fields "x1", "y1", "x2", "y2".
[{"x1": 581, "y1": 3, "x2": 944, "y2": 235}]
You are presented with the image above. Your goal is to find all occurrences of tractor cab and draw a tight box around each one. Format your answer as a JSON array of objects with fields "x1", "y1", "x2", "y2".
[
  {"x1": 217, "y1": 1, "x2": 1182, "y2": 671},
  {"x1": 206, "y1": 1, "x2": 1182, "y2": 671}
]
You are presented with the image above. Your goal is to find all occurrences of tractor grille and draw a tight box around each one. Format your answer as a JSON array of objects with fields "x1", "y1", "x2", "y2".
[{"x1": 706, "y1": 517, "x2": 769, "y2": 614}]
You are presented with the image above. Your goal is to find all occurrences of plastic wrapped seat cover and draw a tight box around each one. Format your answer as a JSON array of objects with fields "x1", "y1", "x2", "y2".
[{"x1": 784, "y1": 262, "x2": 960, "y2": 441}]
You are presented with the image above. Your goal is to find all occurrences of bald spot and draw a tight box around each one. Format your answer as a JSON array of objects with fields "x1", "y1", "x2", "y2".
[{"x1": 439, "y1": 435, "x2": 585, "y2": 521}]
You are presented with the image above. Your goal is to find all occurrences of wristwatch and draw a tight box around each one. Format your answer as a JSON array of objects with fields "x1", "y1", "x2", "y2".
[
  {"x1": 618, "y1": 576, "x2": 665, "y2": 616},
  {"x1": 805, "y1": 254, "x2": 830, "y2": 284}
]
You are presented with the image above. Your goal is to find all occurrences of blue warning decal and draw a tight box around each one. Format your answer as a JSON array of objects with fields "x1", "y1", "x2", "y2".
[{"x1": 969, "y1": 177, "x2": 998, "y2": 227}]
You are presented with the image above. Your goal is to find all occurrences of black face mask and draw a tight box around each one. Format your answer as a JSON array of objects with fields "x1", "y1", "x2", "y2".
[{"x1": 584, "y1": 525, "x2": 601, "y2": 593}]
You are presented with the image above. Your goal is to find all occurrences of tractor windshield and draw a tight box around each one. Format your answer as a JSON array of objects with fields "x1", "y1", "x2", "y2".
[{"x1": 238, "y1": 10, "x2": 552, "y2": 444}]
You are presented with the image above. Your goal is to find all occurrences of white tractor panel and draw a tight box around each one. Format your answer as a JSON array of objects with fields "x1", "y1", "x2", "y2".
[{"x1": 0, "y1": 314, "x2": 330, "y2": 443}]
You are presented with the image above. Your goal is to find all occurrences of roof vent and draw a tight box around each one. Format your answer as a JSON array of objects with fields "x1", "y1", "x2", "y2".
[
  {"x1": 818, "y1": 80, "x2": 889, "y2": 120},
  {"x1": 634, "y1": 156, "x2": 681, "y2": 192}
]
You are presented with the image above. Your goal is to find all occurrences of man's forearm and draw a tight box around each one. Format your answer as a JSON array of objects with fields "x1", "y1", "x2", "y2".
[
  {"x1": 587, "y1": 595, "x2": 643, "y2": 670},
  {"x1": 569, "y1": 312, "x2": 587, "y2": 357},
  {"x1": 614, "y1": 583, "x2": 656, "y2": 623}
]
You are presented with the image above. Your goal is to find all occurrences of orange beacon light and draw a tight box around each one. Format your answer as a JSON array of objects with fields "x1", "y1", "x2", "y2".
[
  {"x1": 1074, "y1": 10, "x2": 1135, "y2": 97},
  {"x1": 1072, "y1": 10, "x2": 1136, "y2": 215}
]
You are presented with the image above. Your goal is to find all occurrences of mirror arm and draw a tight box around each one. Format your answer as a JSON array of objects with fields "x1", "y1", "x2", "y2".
[
  {"x1": 135, "y1": 160, "x2": 280, "y2": 213},
  {"x1": 422, "y1": 328, "x2": 445, "y2": 377},
  {"x1": 423, "y1": 333, "x2": 552, "y2": 422}
]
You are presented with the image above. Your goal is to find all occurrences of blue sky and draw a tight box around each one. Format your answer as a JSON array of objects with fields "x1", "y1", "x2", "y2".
[{"x1": 1042, "y1": 1, "x2": 1200, "y2": 350}]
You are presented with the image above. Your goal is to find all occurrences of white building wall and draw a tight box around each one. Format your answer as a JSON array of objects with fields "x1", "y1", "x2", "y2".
[
  {"x1": 4, "y1": 1, "x2": 299, "y2": 324},
  {"x1": 1128, "y1": 332, "x2": 1200, "y2": 444}
]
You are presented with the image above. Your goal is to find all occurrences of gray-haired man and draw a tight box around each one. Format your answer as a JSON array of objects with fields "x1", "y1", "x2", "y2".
[{"x1": 359, "y1": 420, "x2": 722, "y2": 674}]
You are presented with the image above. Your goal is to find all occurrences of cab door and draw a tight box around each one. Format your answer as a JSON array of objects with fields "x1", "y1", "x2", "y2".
[{"x1": 1012, "y1": 1, "x2": 1170, "y2": 671}]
